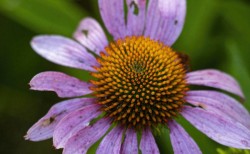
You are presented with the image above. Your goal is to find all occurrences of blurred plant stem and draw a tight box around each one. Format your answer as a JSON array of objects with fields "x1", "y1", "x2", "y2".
[{"x1": 217, "y1": 148, "x2": 250, "y2": 154}]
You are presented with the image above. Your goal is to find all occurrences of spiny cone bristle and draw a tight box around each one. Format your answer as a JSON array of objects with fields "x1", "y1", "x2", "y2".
[{"x1": 91, "y1": 36, "x2": 188, "y2": 129}]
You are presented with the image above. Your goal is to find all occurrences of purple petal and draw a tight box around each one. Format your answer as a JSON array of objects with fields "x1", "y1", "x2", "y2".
[
  {"x1": 31, "y1": 35, "x2": 99, "y2": 71},
  {"x1": 144, "y1": 0, "x2": 186, "y2": 46},
  {"x1": 186, "y1": 90, "x2": 250, "y2": 129},
  {"x1": 186, "y1": 69, "x2": 244, "y2": 98},
  {"x1": 168, "y1": 120, "x2": 202, "y2": 154},
  {"x1": 30, "y1": 71, "x2": 93, "y2": 98},
  {"x1": 182, "y1": 106, "x2": 250, "y2": 149},
  {"x1": 139, "y1": 128, "x2": 160, "y2": 154},
  {"x1": 96, "y1": 126, "x2": 124, "y2": 154},
  {"x1": 25, "y1": 98, "x2": 95, "y2": 141},
  {"x1": 53, "y1": 104, "x2": 100, "y2": 149},
  {"x1": 63, "y1": 118, "x2": 111, "y2": 154},
  {"x1": 99, "y1": 0, "x2": 126, "y2": 39},
  {"x1": 73, "y1": 17, "x2": 108, "y2": 55},
  {"x1": 121, "y1": 128, "x2": 138, "y2": 154},
  {"x1": 126, "y1": 0, "x2": 147, "y2": 36}
]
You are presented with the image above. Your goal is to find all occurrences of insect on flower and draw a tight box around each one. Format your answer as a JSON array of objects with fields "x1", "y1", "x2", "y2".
[{"x1": 26, "y1": 0, "x2": 250, "y2": 153}]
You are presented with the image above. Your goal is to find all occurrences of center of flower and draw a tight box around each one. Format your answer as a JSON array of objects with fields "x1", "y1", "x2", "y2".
[{"x1": 90, "y1": 36, "x2": 188, "y2": 129}]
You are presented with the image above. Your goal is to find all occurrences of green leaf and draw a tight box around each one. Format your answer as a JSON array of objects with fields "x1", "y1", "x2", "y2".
[
  {"x1": 174, "y1": 0, "x2": 222, "y2": 70},
  {"x1": 219, "y1": 0, "x2": 250, "y2": 70},
  {"x1": 217, "y1": 147, "x2": 250, "y2": 154},
  {"x1": 0, "y1": 0, "x2": 88, "y2": 36},
  {"x1": 225, "y1": 40, "x2": 250, "y2": 109},
  {"x1": 219, "y1": 0, "x2": 250, "y2": 41},
  {"x1": 175, "y1": 0, "x2": 219, "y2": 54}
]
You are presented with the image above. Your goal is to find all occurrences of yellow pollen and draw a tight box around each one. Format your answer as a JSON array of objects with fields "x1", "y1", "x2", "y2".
[{"x1": 90, "y1": 36, "x2": 188, "y2": 129}]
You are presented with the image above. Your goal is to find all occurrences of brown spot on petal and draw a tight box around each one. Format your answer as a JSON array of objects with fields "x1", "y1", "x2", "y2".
[
  {"x1": 197, "y1": 103, "x2": 206, "y2": 109},
  {"x1": 42, "y1": 117, "x2": 55, "y2": 126},
  {"x1": 130, "y1": 1, "x2": 139, "y2": 15},
  {"x1": 174, "y1": 20, "x2": 178, "y2": 25},
  {"x1": 82, "y1": 30, "x2": 89, "y2": 37}
]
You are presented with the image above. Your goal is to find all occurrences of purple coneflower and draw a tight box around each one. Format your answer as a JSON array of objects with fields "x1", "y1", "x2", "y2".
[{"x1": 26, "y1": 0, "x2": 250, "y2": 153}]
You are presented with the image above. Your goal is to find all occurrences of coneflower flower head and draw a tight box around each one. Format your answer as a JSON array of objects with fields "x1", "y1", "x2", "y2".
[{"x1": 26, "y1": 0, "x2": 250, "y2": 154}]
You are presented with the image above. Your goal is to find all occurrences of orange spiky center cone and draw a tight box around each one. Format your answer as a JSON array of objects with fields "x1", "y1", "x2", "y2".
[{"x1": 90, "y1": 36, "x2": 188, "y2": 129}]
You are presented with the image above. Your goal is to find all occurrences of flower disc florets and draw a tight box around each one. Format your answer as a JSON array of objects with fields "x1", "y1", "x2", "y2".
[{"x1": 90, "y1": 36, "x2": 188, "y2": 129}]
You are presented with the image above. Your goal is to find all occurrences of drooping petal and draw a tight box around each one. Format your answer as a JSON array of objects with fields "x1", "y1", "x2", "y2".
[
  {"x1": 182, "y1": 106, "x2": 250, "y2": 149},
  {"x1": 96, "y1": 126, "x2": 124, "y2": 154},
  {"x1": 126, "y1": 0, "x2": 147, "y2": 36},
  {"x1": 186, "y1": 69, "x2": 244, "y2": 99},
  {"x1": 99, "y1": 0, "x2": 126, "y2": 39},
  {"x1": 144, "y1": 0, "x2": 186, "y2": 46},
  {"x1": 139, "y1": 128, "x2": 160, "y2": 154},
  {"x1": 31, "y1": 35, "x2": 99, "y2": 71},
  {"x1": 186, "y1": 90, "x2": 250, "y2": 128},
  {"x1": 73, "y1": 18, "x2": 108, "y2": 55},
  {"x1": 25, "y1": 98, "x2": 96, "y2": 141},
  {"x1": 168, "y1": 120, "x2": 202, "y2": 154},
  {"x1": 121, "y1": 128, "x2": 138, "y2": 154},
  {"x1": 53, "y1": 104, "x2": 100, "y2": 149},
  {"x1": 30, "y1": 71, "x2": 93, "y2": 98},
  {"x1": 63, "y1": 118, "x2": 111, "y2": 154}
]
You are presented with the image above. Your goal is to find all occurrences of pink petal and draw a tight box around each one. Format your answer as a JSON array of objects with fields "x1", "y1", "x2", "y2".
[
  {"x1": 53, "y1": 104, "x2": 100, "y2": 149},
  {"x1": 186, "y1": 69, "x2": 244, "y2": 98},
  {"x1": 31, "y1": 35, "x2": 99, "y2": 71},
  {"x1": 30, "y1": 71, "x2": 93, "y2": 98},
  {"x1": 186, "y1": 90, "x2": 250, "y2": 128},
  {"x1": 63, "y1": 118, "x2": 111, "y2": 154},
  {"x1": 98, "y1": 0, "x2": 126, "y2": 39},
  {"x1": 144, "y1": 0, "x2": 186, "y2": 46},
  {"x1": 96, "y1": 126, "x2": 124, "y2": 154},
  {"x1": 73, "y1": 17, "x2": 108, "y2": 55},
  {"x1": 182, "y1": 106, "x2": 250, "y2": 149},
  {"x1": 121, "y1": 128, "x2": 138, "y2": 154},
  {"x1": 126, "y1": 0, "x2": 147, "y2": 36},
  {"x1": 25, "y1": 98, "x2": 96, "y2": 141},
  {"x1": 139, "y1": 128, "x2": 160, "y2": 154},
  {"x1": 168, "y1": 120, "x2": 202, "y2": 154}
]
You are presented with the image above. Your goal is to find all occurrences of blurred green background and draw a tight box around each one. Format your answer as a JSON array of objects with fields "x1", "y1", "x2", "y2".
[{"x1": 0, "y1": 0, "x2": 249, "y2": 153}]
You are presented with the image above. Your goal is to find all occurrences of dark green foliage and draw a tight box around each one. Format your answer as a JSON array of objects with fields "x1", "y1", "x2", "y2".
[{"x1": 0, "y1": 0, "x2": 249, "y2": 153}]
